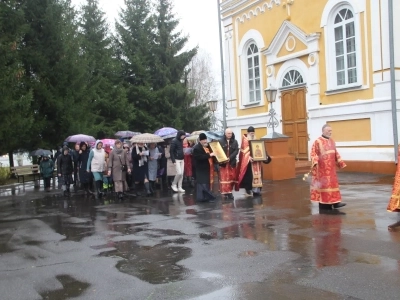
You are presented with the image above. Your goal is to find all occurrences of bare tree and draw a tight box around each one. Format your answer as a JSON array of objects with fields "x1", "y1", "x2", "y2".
[{"x1": 187, "y1": 49, "x2": 219, "y2": 106}]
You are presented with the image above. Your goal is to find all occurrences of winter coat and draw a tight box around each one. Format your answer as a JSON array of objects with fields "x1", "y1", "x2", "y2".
[
  {"x1": 40, "y1": 159, "x2": 54, "y2": 178},
  {"x1": 88, "y1": 140, "x2": 105, "y2": 173},
  {"x1": 72, "y1": 150, "x2": 80, "y2": 167},
  {"x1": 78, "y1": 149, "x2": 91, "y2": 184},
  {"x1": 108, "y1": 149, "x2": 129, "y2": 182},
  {"x1": 57, "y1": 154, "x2": 73, "y2": 175},
  {"x1": 170, "y1": 130, "x2": 186, "y2": 163},
  {"x1": 193, "y1": 143, "x2": 213, "y2": 184},
  {"x1": 132, "y1": 146, "x2": 149, "y2": 182},
  {"x1": 165, "y1": 145, "x2": 177, "y2": 177},
  {"x1": 219, "y1": 133, "x2": 239, "y2": 168}
]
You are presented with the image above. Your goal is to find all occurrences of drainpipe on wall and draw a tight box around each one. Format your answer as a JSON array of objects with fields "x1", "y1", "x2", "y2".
[{"x1": 388, "y1": 0, "x2": 398, "y2": 163}]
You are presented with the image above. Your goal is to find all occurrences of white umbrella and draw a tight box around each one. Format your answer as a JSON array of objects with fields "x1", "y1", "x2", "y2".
[{"x1": 130, "y1": 133, "x2": 164, "y2": 144}]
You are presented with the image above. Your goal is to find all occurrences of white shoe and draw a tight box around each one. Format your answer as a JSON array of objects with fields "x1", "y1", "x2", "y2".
[
  {"x1": 171, "y1": 184, "x2": 178, "y2": 192},
  {"x1": 178, "y1": 187, "x2": 185, "y2": 193}
]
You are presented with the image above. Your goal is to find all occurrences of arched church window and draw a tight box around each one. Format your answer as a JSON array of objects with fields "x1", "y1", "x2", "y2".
[
  {"x1": 282, "y1": 70, "x2": 304, "y2": 87},
  {"x1": 247, "y1": 43, "x2": 261, "y2": 103}
]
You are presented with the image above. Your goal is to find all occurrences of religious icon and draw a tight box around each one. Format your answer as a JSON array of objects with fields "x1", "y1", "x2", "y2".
[
  {"x1": 250, "y1": 140, "x2": 268, "y2": 162},
  {"x1": 254, "y1": 145, "x2": 262, "y2": 158},
  {"x1": 209, "y1": 141, "x2": 229, "y2": 163}
]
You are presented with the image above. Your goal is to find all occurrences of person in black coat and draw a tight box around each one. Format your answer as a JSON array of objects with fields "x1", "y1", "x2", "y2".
[
  {"x1": 170, "y1": 130, "x2": 186, "y2": 193},
  {"x1": 193, "y1": 133, "x2": 217, "y2": 202},
  {"x1": 77, "y1": 142, "x2": 91, "y2": 195},
  {"x1": 132, "y1": 142, "x2": 150, "y2": 196},
  {"x1": 72, "y1": 143, "x2": 80, "y2": 186},
  {"x1": 57, "y1": 146, "x2": 74, "y2": 196}
]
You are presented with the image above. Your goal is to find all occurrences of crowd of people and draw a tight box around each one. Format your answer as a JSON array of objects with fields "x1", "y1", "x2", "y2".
[
  {"x1": 36, "y1": 126, "x2": 275, "y2": 203},
  {"x1": 35, "y1": 123, "x2": 400, "y2": 221}
]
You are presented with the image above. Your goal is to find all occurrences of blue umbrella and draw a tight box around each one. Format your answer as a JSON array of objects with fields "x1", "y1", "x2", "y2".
[
  {"x1": 30, "y1": 149, "x2": 53, "y2": 156},
  {"x1": 205, "y1": 131, "x2": 223, "y2": 141},
  {"x1": 154, "y1": 127, "x2": 178, "y2": 137}
]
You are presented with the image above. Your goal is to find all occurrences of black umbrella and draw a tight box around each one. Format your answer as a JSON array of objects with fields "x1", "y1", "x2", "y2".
[{"x1": 30, "y1": 149, "x2": 52, "y2": 156}]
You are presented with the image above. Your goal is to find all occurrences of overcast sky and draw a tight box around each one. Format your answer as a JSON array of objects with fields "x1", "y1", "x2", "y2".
[{"x1": 71, "y1": 0, "x2": 221, "y2": 76}]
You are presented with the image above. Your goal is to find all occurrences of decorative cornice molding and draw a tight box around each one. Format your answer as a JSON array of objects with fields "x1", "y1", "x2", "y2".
[{"x1": 234, "y1": 0, "x2": 281, "y2": 23}]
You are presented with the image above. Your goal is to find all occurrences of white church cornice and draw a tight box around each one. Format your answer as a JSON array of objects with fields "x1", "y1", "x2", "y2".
[{"x1": 221, "y1": 0, "x2": 282, "y2": 22}]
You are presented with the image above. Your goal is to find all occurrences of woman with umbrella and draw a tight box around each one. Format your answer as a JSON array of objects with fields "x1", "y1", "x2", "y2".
[
  {"x1": 132, "y1": 142, "x2": 151, "y2": 196},
  {"x1": 78, "y1": 142, "x2": 91, "y2": 196},
  {"x1": 58, "y1": 146, "x2": 74, "y2": 196},
  {"x1": 148, "y1": 143, "x2": 160, "y2": 193},
  {"x1": 108, "y1": 140, "x2": 131, "y2": 201},
  {"x1": 40, "y1": 155, "x2": 54, "y2": 192}
]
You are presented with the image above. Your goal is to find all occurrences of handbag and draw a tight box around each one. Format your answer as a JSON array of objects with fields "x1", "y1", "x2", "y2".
[{"x1": 118, "y1": 155, "x2": 128, "y2": 172}]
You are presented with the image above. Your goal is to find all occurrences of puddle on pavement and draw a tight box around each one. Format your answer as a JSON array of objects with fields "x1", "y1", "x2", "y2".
[
  {"x1": 101, "y1": 241, "x2": 192, "y2": 284},
  {"x1": 39, "y1": 275, "x2": 90, "y2": 300},
  {"x1": 238, "y1": 250, "x2": 258, "y2": 257},
  {"x1": 0, "y1": 239, "x2": 14, "y2": 254}
]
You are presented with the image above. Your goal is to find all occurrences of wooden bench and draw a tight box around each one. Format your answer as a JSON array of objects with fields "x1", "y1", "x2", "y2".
[{"x1": 10, "y1": 165, "x2": 40, "y2": 184}]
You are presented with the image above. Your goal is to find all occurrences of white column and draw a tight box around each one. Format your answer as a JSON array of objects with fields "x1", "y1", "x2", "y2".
[{"x1": 224, "y1": 25, "x2": 236, "y2": 101}]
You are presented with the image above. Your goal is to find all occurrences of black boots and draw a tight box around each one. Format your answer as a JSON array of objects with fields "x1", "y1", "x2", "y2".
[
  {"x1": 63, "y1": 185, "x2": 70, "y2": 197},
  {"x1": 144, "y1": 182, "x2": 152, "y2": 196},
  {"x1": 95, "y1": 180, "x2": 103, "y2": 200},
  {"x1": 333, "y1": 202, "x2": 346, "y2": 208},
  {"x1": 117, "y1": 192, "x2": 123, "y2": 202},
  {"x1": 135, "y1": 182, "x2": 142, "y2": 196},
  {"x1": 319, "y1": 203, "x2": 332, "y2": 210},
  {"x1": 319, "y1": 202, "x2": 347, "y2": 210},
  {"x1": 149, "y1": 181, "x2": 155, "y2": 194}
]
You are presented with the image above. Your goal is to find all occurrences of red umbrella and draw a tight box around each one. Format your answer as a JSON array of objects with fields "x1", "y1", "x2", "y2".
[{"x1": 101, "y1": 139, "x2": 116, "y2": 147}]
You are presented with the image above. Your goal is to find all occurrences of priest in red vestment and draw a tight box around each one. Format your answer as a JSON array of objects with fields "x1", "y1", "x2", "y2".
[
  {"x1": 387, "y1": 145, "x2": 400, "y2": 213},
  {"x1": 219, "y1": 128, "x2": 239, "y2": 200},
  {"x1": 235, "y1": 126, "x2": 271, "y2": 196},
  {"x1": 310, "y1": 124, "x2": 346, "y2": 210}
]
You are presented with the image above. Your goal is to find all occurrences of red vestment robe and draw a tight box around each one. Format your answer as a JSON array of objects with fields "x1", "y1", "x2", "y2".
[
  {"x1": 310, "y1": 136, "x2": 346, "y2": 204},
  {"x1": 183, "y1": 140, "x2": 193, "y2": 177},
  {"x1": 387, "y1": 145, "x2": 400, "y2": 212},
  {"x1": 235, "y1": 134, "x2": 262, "y2": 191},
  {"x1": 219, "y1": 140, "x2": 236, "y2": 194}
]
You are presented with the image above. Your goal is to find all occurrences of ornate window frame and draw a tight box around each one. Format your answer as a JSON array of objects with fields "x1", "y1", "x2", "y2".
[
  {"x1": 321, "y1": 0, "x2": 365, "y2": 93},
  {"x1": 281, "y1": 69, "x2": 305, "y2": 90},
  {"x1": 238, "y1": 29, "x2": 265, "y2": 107}
]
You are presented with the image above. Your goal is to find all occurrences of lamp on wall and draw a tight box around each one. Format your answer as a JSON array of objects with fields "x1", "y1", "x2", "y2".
[
  {"x1": 207, "y1": 100, "x2": 218, "y2": 113},
  {"x1": 261, "y1": 86, "x2": 287, "y2": 139},
  {"x1": 265, "y1": 86, "x2": 278, "y2": 103},
  {"x1": 207, "y1": 100, "x2": 218, "y2": 130}
]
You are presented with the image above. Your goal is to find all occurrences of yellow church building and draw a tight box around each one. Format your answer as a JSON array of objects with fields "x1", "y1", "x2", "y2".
[{"x1": 220, "y1": 0, "x2": 400, "y2": 174}]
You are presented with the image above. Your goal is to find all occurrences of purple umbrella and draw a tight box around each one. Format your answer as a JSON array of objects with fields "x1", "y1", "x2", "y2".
[
  {"x1": 154, "y1": 127, "x2": 178, "y2": 137},
  {"x1": 115, "y1": 131, "x2": 141, "y2": 138},
  {"x1": 65, "y1": 134, "x2": 96, "y2": 143}
]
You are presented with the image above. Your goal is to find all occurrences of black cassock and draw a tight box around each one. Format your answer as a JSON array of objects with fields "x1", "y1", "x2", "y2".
[{"x1": 192, "y1": 143, "x2": 216, "y2": 201}]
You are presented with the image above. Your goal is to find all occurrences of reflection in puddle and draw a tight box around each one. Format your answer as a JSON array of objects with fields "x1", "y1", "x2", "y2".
[
  {"x1": 39, "y1": 275, "x2": 90, "y2": 300},
  {"x1": 102, "y1": 241, "x2": 192, "y2": 284}
]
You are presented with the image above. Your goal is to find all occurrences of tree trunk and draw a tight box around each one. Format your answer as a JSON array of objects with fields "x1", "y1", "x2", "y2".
[{"x1": 8, "y1": 151, "x2": 14, "y2": 167}]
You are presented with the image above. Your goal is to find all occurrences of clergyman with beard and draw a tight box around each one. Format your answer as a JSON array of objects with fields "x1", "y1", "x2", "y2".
[
  {"x1": 235, "y1": 126, "x2": 271, "y2": 196},
  {"x1": 310, "y1": 124, "x2": 347, "y2": 211}
]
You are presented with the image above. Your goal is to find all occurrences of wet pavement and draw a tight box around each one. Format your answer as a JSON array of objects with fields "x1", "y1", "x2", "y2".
[{"x1": 1, "y1": 173, "x2": 400, "y2": 300}]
